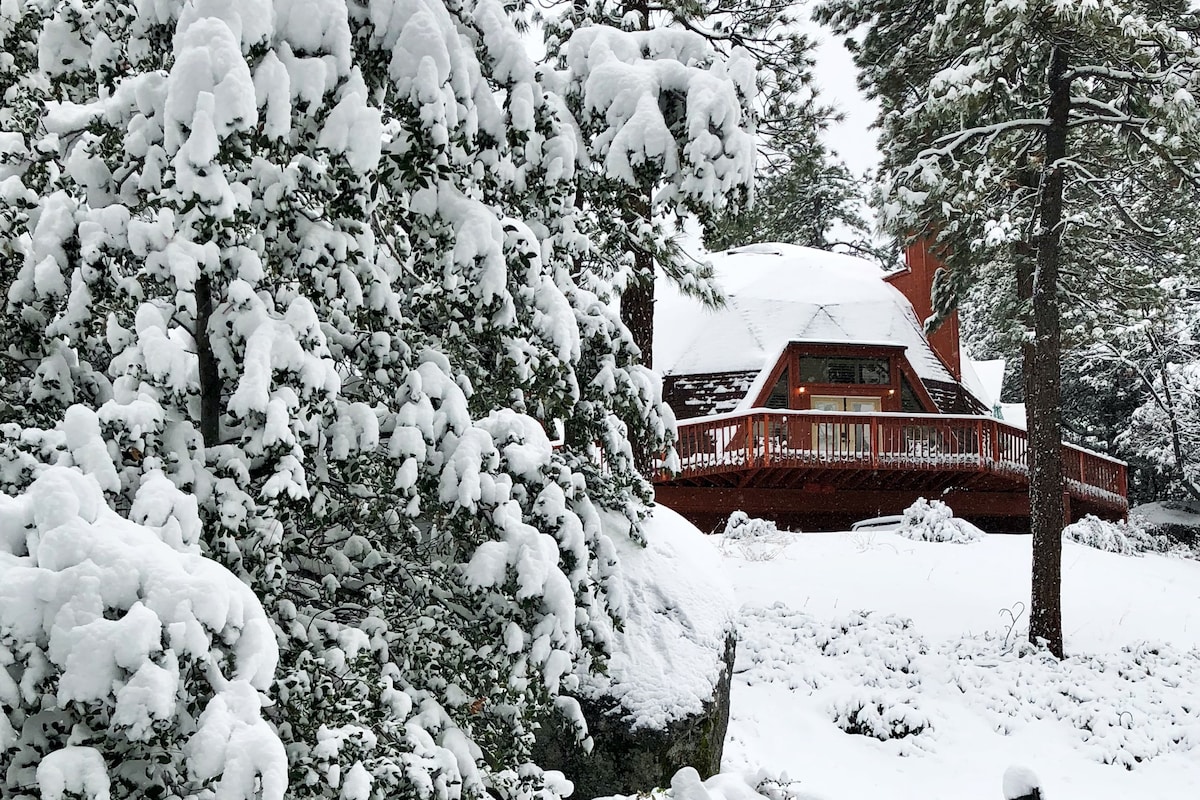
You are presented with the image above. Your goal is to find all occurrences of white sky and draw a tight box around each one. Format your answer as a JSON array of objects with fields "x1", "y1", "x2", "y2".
[{"x1": 806, "y1": 19, "x2": 881, "y2": 179}]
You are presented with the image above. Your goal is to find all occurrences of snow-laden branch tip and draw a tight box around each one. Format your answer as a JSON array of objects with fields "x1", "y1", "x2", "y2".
[{"x1": 909, "y1": 119, "x2": 1049, "y2": 166}]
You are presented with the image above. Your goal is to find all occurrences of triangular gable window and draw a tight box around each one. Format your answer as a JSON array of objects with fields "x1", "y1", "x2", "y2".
[
  {"x1": 765, "y1": 368, "x2": 790, "y2": 409},
  {"x1": 900, "y1": 373, "x2": 923, "y2": 412}
]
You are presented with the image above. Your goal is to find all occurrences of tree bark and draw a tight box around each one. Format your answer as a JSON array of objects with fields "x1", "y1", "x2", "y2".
[
  {"x1": 621, "y1": 0, "x2": 656, "y2": 371},
  {"x1": 621, "y1": 194, "x2": 657, "y2": 475},
  {"x1": 1026, "y1": 44, "x2": 1071, "y2": 658},
  {"x1": 616, "y1": 0, "x2": 659, "y2": 475},
  {"x1": 621, "y1": 252, "x2": 656, "y2": 371},
  {"x1": 195, "y1": 275, "x2": 221, "y2": 447}
]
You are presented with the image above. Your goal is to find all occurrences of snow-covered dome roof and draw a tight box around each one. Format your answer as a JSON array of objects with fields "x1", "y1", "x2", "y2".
[{"x1": 654, "y1": 243, "x2": 956, "y2": 384}]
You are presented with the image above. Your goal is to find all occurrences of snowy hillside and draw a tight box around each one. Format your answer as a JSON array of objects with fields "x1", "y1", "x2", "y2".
[{"x1": 711, "y1": 528, "x2": 1200, "y2": 799}]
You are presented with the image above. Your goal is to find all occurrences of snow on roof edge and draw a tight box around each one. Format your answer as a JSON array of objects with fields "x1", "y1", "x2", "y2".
[{"x1": 654, "y1": 243, "x2": 956, "y2": 383}]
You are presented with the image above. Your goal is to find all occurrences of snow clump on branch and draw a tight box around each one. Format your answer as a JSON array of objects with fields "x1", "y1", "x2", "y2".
[{"x1": 0, "y1": 465, "x2": 285, "y2": 798}]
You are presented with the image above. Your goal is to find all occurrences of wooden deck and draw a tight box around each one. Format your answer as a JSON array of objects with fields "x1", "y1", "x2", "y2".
[{"x1": 654, "y1": 409, "x2": 1128, "y2": 531}]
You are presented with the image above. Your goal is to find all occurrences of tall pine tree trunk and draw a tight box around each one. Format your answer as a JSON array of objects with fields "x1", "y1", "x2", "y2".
[
  {"x1": 195, "y1": 275, "x2": 221, "y2": 447},
  {"x1": 622, "y1": 245, "x2": 656, "y2": 370},
  {"x1": 1027, "y1": 44, "x2": 1071, "y2": 658},
  {"x1": 619, "y1": 0, "x2": 658, "y2": 476},
  {"x1": 620, "y1": 0, "x2": 656, "y2": 372},
  {"x1": 621, "y1": 191, "x2": 656, "y2": 474}
]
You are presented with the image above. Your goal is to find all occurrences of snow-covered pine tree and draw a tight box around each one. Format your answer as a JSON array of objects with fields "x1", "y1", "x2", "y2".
[
  {"x1": 1111, "y1": 271, "x2": 1200, "y2": 502},
  {"x1": 702, "y1": 138, "x2": 876, "y2": 258},
  {"x1": 0, "y1": 0, "x2": 671, "y2": 796},
  {"x1": 541, "y1": 1, "x2": 759, "y2": 369},
  {"x1": 819, "y1": 0, "x2": 1200, "y2": 656},
  {"x1": 956, "y1": 178, "x2": 1200, "y2": 506}
]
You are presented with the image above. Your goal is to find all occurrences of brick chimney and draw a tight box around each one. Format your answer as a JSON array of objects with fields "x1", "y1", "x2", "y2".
[{"x1": 884, "y1": 238, "x2": 962, "y2": 381}]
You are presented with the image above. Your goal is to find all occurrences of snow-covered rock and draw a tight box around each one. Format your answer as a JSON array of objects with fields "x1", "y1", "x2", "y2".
[
  {"x1": 534, "y1": 506, "x2": 738, "y2": 797},
  {"x1": 583, "y1": 505, "x2": 737, "y2": 729},
  {"x1": 1002, "y1": 765, "x2": 1042, "y2": 800}
]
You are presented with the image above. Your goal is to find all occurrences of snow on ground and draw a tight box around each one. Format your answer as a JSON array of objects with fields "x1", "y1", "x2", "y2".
[
  {"x1": 709, "y1": 527, "x2": 1200, "y2": 800},
  {"x1": 1134, "y1": 501, "x2": 1200, "y2": 530}
]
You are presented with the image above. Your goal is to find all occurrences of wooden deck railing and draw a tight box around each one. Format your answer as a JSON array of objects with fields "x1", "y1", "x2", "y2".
[{"x1": 669, "y1": 409, "x2": 1127, "y2": 504}]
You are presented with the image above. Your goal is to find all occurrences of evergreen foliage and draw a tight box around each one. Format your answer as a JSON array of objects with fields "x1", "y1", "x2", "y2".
[
  {"x1": 702, "y1": 141, "x2": 875, "y2": 258},
  {"x1": 540, "y1": 1, "x2": 760, "y2": 370},
  {"x1": 0, "y1": 0, "x2": 676, "y2": 796}
]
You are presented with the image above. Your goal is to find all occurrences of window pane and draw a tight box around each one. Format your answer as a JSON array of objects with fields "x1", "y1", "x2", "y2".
[
  {"x1": 826, "y1": 360, "x2": 857, "y2": 383},
  {"x1": 859, "y1": 360, "x2": 890, "y2": 384},
  {"x1": 799, "y1": 357, "x2": 825, "y2": 382},
  {"x1": 765, "y1": 369, "x2": 790, "y2": 409},
  {"x1": 798, "y1": 356, "x2": 890, "y2": 385}
]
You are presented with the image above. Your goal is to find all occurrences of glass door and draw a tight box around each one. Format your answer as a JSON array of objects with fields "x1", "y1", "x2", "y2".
[{"x1": 812, "y1": 396, "x2": 880, "y2": 455}]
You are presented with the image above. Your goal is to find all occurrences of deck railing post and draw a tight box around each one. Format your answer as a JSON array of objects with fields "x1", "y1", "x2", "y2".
[
  {"x1": 976, "y1": 419, "x2": 984, "y2": 468},
  {"x1": 870, "y1": 416, "x2": 879, "y2": 469},
  {"x1": 991, "y1": 420, "x2": 1001, "y2": 465}
]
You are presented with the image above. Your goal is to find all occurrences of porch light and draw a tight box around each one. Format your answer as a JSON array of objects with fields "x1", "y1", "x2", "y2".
[
  {"x1": 888, "y1": 389, "x2": 896, "y2": 395},
  {"x1": 798, "y1": 386, "x2": 807, "y2": 394}
]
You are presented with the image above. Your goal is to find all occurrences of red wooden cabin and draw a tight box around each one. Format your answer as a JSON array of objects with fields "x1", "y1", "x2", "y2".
[{"x1": 652, "y1": 243, "x2": 1127, "y2": 532}]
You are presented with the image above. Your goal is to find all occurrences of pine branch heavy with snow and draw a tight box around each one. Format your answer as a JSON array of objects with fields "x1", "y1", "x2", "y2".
[{"x1": 0, "y1": 1, "x2": 678, "y2": 797}]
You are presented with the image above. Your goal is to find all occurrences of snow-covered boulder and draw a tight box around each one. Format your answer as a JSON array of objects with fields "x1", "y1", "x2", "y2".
[
  {"x1": 1002, "y1": 765, "x2": 1043, "y2": 800},
  {"x1": 534, "y1": 506, "x2": 738, "y2": 798}
]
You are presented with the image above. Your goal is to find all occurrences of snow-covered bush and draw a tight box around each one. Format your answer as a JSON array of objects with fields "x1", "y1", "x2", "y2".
[
  {"x1": 897, "y1": 498, "x2": 983, "y2": 543},
  {"x1": 0, "y1": 467, "x2": 284, "y2": 798},
  {"x1": 1063, "y1": 514, "x2": 1167, "y2": 556},
  {"x1": 602, "y1": 766, "x2": 827, "y2": 800},
  {"x1": 1063, "y1": 515, "x2": 1135, "y2": 554},
  {"x1": 720, "y1": 511, "x2": 790, "y2": 561},
  {"x1": 828, "y1": 691, "x2": 932, "y2": 741},
  {"x1": 739, "y1": 602, "x2": 1200, "y2": 769},
  {"x1": 723, "y1": 511, "x2": 781, "y2": 539}
]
